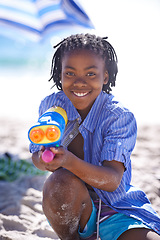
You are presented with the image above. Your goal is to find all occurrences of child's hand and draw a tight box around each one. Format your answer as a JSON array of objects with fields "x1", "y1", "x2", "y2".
[
  {"x1": 43, "y1": 147, "x2": 72, "y2": 172},
  {"x1": 32, "y1": 146, "x2": 48, "y2": 171},
  {"x1": 32, "y1": 146, "x2": 62, "y2": 172}
]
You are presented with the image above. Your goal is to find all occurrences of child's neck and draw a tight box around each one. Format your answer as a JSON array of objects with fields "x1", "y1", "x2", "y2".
[
  {"x1": 77, "y1": 101, "x2": 95, "y2": 121},
  {"x1": 77, "y1": 109, "x2": 89, "y2": 122}
]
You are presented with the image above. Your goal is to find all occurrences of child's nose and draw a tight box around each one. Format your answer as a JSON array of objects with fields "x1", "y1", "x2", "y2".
[{"x1": 73, "y1": 77, "x2": 87, "y2": 87}]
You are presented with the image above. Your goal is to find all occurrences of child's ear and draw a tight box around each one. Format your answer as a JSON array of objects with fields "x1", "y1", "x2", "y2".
[{"x1": 103, "y1": 71, "x2": 109, "y2": 85}]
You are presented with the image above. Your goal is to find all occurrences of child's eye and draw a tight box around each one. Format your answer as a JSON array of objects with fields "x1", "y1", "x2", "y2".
[
  {"x1": 86, "y1": 72, "x2": 96, "y2": 77},
  {"x1": 66, "y1": 72, "x2": 75, "y2": 76}
]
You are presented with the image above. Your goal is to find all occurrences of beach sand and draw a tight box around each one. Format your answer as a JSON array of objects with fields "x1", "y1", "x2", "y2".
[{"x1": 0, "y1": 118, "x2": 160, "y2": 239}]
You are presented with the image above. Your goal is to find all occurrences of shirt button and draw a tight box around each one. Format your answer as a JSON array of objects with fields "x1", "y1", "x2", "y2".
[
  {"x1": 69, "y1": 134, "x2": 73, "y2": 139},
  {"x1": 118, "y1": 142, "x2": 122, "y2": 146}
]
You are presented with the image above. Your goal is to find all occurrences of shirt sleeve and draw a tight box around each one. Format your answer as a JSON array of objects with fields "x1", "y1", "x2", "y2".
[
  {"x1": 101, "y1": 112, "x2": 137, "y2": 169},
  {"x1": 29, "y1": 143, "x2": 41, "y2": 153}
]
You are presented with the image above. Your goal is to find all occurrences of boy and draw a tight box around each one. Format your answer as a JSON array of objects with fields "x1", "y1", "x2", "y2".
[{"x1": 30, "y1": 34, "x2": 160, "y2": 240}]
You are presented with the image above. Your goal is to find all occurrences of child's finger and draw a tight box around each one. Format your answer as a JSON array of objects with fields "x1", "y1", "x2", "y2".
[
  {"x1": 40, "y1": 145, "x2": 45, "y2": 151},
  {"x1": 50, "y1": 146, "x2": 64, "y2": 154}
]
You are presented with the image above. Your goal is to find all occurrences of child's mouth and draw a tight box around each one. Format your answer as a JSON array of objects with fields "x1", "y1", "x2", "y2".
[{"x1": 72, "y1": 92, "x2": 90, "y2": 97}]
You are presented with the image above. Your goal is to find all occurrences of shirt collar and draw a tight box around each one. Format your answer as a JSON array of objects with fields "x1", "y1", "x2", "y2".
[
  {"x1": 60, "y1": 92, "x2": 80, "y2": 121},
  {"x1": 82, "y1": 91, "x2": 108, "y2": 133},
  {"x1": 60, "y1": 91, "x2": 111, "y2": 132}
]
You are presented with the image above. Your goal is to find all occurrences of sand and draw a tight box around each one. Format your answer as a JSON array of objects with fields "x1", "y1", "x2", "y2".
[{"x1": 0, "y1": 118, "x2": 160, "y2": 239}]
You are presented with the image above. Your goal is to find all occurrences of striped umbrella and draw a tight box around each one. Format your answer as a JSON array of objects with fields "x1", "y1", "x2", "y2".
[{"x1": 0, "y1": 0, "x2": 94, "y2": 42}]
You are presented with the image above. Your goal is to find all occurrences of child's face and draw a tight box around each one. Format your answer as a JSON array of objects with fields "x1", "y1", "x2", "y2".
[{"x1": 61, "y1": 49, "x2": 108, "y2": 119}]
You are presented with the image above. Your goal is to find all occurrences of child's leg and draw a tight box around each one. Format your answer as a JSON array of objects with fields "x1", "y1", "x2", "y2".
[
  {"x1": 42, "y1": 168, "x2": 92, "y2": 240},
  {"x1": 118, "y1": 228, "x2": 160, "y2": 240}
]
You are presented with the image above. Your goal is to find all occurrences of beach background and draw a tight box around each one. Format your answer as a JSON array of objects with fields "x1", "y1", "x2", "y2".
[{"x1": 0, "y1": 0, "x2": 160, "y2": 239}]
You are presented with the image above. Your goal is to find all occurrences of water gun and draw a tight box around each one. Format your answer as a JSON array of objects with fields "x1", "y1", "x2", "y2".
[{"x1": 28, "y1": 107, "x2": 68, "y2": 163}]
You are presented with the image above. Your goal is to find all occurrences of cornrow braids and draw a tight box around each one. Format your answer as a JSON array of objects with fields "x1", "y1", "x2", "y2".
[{"x1": 49, "y1": 33, "x2": 118, "y2": 93}]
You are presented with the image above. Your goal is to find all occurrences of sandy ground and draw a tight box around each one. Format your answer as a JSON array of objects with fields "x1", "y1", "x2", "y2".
[{"x1": 0, "y1": 118, "x2": 160, "y2": 239}]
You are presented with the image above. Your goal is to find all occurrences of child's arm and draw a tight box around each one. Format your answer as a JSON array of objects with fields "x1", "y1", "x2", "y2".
[
  {"x1": 39, "y1": 146, "x2": 124, "y2": 192},
  {"x1": 66, "y1": 153, "x2": 124, "y2": 192}
]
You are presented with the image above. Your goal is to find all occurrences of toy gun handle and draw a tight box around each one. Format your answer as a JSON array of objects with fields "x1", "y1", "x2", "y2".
[{"x1": 42, "y1": 149, "x2": 55, "y2": 163}]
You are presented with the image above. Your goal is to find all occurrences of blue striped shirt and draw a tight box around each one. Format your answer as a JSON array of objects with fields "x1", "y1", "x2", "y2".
[{"x1": 30, "y1": 91, "x2": 160, "y2": 234}]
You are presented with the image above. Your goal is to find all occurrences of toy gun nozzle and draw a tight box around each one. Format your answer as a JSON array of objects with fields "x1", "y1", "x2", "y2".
[
  {"x1": 46, "y1": 127, "x2": 60, "y2": 141},
  {"x1": 30, "y1": 128, "x2": 44, "y2": 143},
  {"x1": 29, "y1": 126, "x2": 61, "y2": 144}
]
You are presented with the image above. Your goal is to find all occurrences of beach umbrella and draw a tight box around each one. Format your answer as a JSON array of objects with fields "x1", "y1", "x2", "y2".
[{"x1": 0, "y1": 0, "x2": 94, "y2": 42}]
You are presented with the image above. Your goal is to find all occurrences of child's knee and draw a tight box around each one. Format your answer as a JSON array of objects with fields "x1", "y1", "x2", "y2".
[{"x1": 43, "y1": 168, "x2": 82, "y2": 205}]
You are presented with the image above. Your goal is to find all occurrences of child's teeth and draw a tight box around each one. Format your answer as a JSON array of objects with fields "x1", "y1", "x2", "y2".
[{"x1": 74, "y1": 92, "x2": 88, "y2": 96}]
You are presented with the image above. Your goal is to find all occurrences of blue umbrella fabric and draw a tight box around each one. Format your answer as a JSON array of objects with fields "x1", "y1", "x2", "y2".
[{"x1": 0, "y1": 0, "x2": 94, "y2": 42}]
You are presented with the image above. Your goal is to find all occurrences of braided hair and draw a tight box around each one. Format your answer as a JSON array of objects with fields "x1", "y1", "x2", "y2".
[{"x1": 49, "y1": 33, "x2": 118, "y2": 94}]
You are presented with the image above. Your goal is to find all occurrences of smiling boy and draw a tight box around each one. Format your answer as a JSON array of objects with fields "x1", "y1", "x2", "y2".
[
  {"x1": 61, "y1": 49, "x2": 108, "y2": 120},
  {"x1": 30, "y1": 34, "x2": 160, "y2": 240}
]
